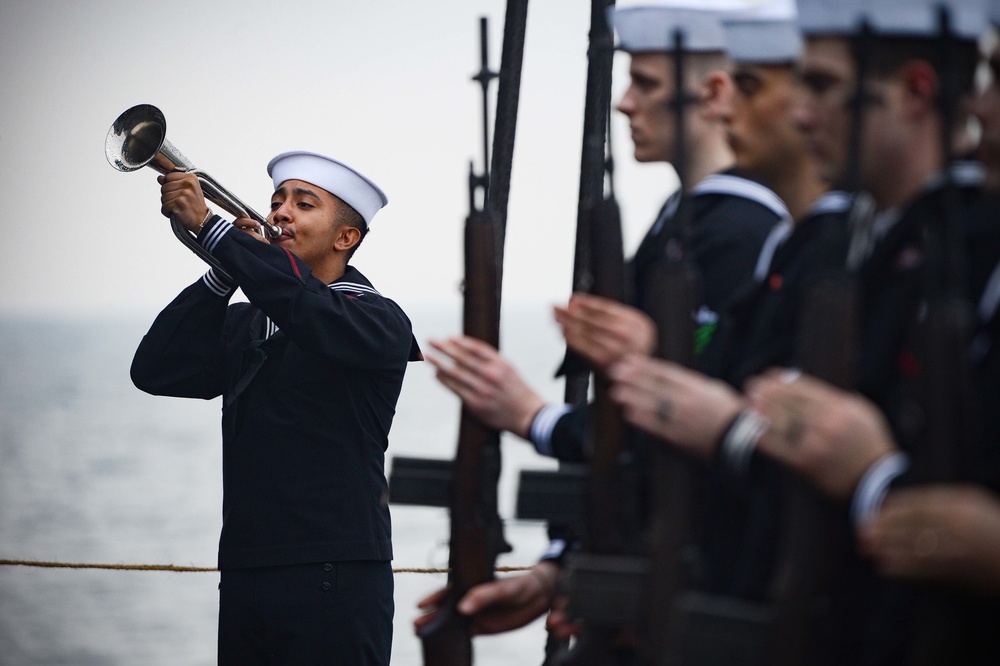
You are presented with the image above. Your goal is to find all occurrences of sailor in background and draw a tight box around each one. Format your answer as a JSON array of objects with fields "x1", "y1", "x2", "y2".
[
  {"x1": 743, "y1": 2, "x2": 1000, "y2": 663},
  {"x1": 417, "y1": 0, "x2": 787, "y2": 643},
  {"x1": 132, "y1": 151, "x2": 420, "y2": 665},
  {"x1": 617, "y1": 0, "x2": 996, "y2": 660}
]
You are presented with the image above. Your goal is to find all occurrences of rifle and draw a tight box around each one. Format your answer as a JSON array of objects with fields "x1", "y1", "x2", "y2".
[
  {"x1": 632, "y1": 29, "x2": 720, "y2": 666},
  {"x1": 532, "y1": 3, "x2": 616, "y2": 662},
  {"x1": 559, "y1": 194, "x2": 644, "y2": 666},
  {"x1": 904, "y1": 9, "x2": 979, "y2": 663},
  {"x1": 416, "y1": 5, "x2": 528, "y2": 664},
  {"x1": 418, "y1": 177, "x2": 504, "y2": 666},
  {"x1": 562, "y1": 23, "x2": 712, "y2": 665},
  {"x1": 752, "y1": 19, "x2": 879, "y2": 666},
  {"x1": 564, "y1": 0, "x2": 618, "y2": 406},
  {"x1": 762, "y1": 277, "x2": 859, "y2": 666}
]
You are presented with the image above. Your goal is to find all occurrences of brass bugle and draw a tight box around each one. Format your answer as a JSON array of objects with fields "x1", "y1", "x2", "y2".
[{"x1": 106, "y1": 104, "x2": 282, "y2": 249}]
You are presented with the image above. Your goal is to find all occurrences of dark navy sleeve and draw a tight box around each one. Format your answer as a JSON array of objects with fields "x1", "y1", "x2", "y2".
[
  {"x1": 198, "y1": 216, "x2": 414, "y2": 370},
  {"x1": 130, "y1": 268, "x2": 238, "y2": 399}
]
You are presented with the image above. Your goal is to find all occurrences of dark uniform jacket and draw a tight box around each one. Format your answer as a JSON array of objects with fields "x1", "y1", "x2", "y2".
[
  {"x1": 543, "y1": 171, "x2": 785, "y2": 462},
  {"x1": 131, "y1": 216, "x2": 420, "y2": 570},
  {"x1": 709, "y1": 163, "x2": 996, "y2": 665},
  {"x1": 693, "y1": 191, "x2": 853, "y2": 602},
  {"x1": 855, "y1": 166, "x2": 1000, "y2": 666}
]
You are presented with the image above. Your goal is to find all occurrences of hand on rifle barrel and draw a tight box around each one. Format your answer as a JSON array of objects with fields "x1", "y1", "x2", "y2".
[
  {"x1": 427, "y1": 336, "x2": 544, "y2": 440},
  {"x1": 414, "y1": 562, "x2": 565, "y2": 636},
  {"x1": 858, "y1": 484, "x2": 1000, "y2": 595},
  {"x1": 746, "y1": 369, "x2": 894, "y2": 500},
  {"x1": 606, "y1": 354, "x2": 742, "y2": 460},
  {"x1": 554, "y1": 294, "x2": 656, "y2": 372}
]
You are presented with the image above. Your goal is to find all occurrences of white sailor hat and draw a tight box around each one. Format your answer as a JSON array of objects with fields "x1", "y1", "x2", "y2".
[
  {"x1": 796, "y1": 0, "x2": 865, "y2": 36},
  {"x1": 608, "y1": 2, "x2": 729, "y2": 53},
  {"x1": 864, "y1": 0, "x2": 987, "y2": 40},
  {"x1": 266, "y1": 151, "x2": 388, "y2": 227},
  {"x1": 721, "y1": 0, "x2": 802, "y2": 64},
  {"x1": 798, "y1": 0, "x2": 987, "y2": 41}
]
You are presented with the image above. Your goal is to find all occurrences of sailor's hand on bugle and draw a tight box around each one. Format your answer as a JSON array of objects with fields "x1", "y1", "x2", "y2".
[
  {"x1": 231, "y1": 216, "x2": 270, "y2": 242},
  {"x1": 158, "y1": 172, "x2": 209, "y2": 232}
]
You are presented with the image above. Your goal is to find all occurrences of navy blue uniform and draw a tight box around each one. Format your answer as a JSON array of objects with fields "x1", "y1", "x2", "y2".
[
  {"x1": 536, "y1": 172, "x2": 784, "y2": 462},
  {"x1": 132, "y1": 216, "x2": 419, "y2": 665},
  {"x1": 695, "y1": 191, "x2": 853, "y2": 602}
]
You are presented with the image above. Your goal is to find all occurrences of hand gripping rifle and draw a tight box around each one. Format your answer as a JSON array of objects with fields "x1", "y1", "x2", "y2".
[{"x1": 415, "y1": 6, "x2": 529, "y2": 665}]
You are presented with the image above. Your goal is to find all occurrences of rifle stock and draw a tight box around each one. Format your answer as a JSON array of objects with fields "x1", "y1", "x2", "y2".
[
  {"x1": 906, "y1": 14, "x2": 979, "y2": 662},
  {"x1": 543, "y1": 5, "x2": 615, "y2": 661},
  {"x1": 763, "y1": 266, "x2": 859, "y2": 666},
  {"x1": 419, "y1": 208, "x2": 504, "y2": 666},
  {"x1": 559, "y1": 197, "x2": 638, "y2": 666},
  {"x1": 631, "y1": 28, "x2": 710, "y2": 666},
  {"x1": 421, "y1": 3, "x2": 527, "y2": 657},
  {"x1": 637, "y1": 202, "x2": 706, "y2": 666}
]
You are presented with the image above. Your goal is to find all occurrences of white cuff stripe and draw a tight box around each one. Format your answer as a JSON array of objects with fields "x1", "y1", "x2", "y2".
[
  {"x1": 808, "y1": 190, "x2": 852, "y2": 216},
  {"x1": 722, "y1": 409, "x2": 768, "y2": 473},
  {"x1": 201, "y1": 219, "x2": 232, "y2": 253},
  {"x1": 851, "y1": 452, "x2": 910, "y2": 527},
  {"x1": 530, "y1": 404, "x2": 572, "y2": 457},
  {"x1": 201, "y1": 268, "x2": 234, "y2": 296},
  {"x1": 541, "y1": 539, "x2": 567, "y2": 561}
]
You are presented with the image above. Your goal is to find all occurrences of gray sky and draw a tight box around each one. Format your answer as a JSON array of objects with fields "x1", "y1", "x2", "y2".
[{"x1": 0, "y1": 0, "x2": 675, "y2": 320}]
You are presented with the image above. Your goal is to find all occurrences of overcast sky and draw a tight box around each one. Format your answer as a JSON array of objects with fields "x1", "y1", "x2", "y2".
[{"x1": 0, "y1": 0, "x2": 675, "y2": 321}]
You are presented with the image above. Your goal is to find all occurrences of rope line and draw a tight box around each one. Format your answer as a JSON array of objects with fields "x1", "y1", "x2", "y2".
[{"x1": 0, "y1": 559, "x2": 531, "y2": 575}]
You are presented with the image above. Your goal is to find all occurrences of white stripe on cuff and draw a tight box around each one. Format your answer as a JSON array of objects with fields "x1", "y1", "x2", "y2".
[
  {"x1": 201, "y1": 268, "x2": 235, "y2": 296},
  {"x1": 541, "y1": 539, "x2": 567, "y2": 561},
  {"x1": 201, "y1": 218, "x2": 232, "y2": 253},
  {"x1": 721, "y1": 409, "x2": 769, "y2": 473},
  {"x1": 851, "y1": 451, "x2": 910, "y2": 527},
  {"x1": 530, "y1": 404, "x2": 573, "y2": 457}
]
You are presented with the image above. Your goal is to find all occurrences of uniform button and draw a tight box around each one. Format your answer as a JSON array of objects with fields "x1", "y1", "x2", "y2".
[
  {"x1": 321, "y1": 582, "x2": 331, "y2": 591},
  {"x1": 324, "y1": 563, "x2": 333, "y2": 572}
]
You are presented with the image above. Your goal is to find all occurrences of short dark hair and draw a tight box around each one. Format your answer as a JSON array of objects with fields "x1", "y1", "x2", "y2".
[
  {"x1": 865, "y1": 35, "x2": 980, "y2": 105},
  {"x1": 333, "y1": 196, "x2": 368, "y2": 258}
]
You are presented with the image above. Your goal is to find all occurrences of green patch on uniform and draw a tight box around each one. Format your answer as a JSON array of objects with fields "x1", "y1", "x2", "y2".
[{"x1": 694, "y1": 322, "x2": 717, "y2": 356}]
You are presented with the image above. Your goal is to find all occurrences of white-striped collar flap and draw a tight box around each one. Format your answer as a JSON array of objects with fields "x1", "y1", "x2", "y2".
[
  {"x1": 808, "y1": 190, "x2": 852, "y2": 217},
  {"x1": 979, "y1": 259, "x2": 1000, "y2": 324},
  {"x1": 329, "y1": 281, "x2": 381, "y2": 297},
  {"x1": 753, "y1": 217, "x2": 794, "y2": 281},
  {"x1": 690, "y1": 173, "x2": 790, "y2": 219},
  {"x1": 264, "y1": 316, "x2": 279, "y2": 339}
]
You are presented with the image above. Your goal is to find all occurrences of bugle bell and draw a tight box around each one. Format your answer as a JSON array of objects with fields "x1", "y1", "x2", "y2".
[{"x1": 106, "y1": 104, "x2": 281, "y2": 274}]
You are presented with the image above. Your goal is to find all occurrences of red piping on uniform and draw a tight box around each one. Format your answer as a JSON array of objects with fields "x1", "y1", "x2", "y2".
[{"x1": 282, "y1": 248, "x2": 303, "y2": 279}]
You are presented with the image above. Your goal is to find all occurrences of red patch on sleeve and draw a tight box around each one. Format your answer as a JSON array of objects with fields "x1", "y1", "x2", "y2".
[{"x1": 898, "y1": 350, "x2": 921, "y2": 378}]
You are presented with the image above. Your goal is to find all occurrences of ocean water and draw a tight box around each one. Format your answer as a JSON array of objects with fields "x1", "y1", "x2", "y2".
[{"x1": 0, "y1": 306, "x2": 568, "y2": 665}]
